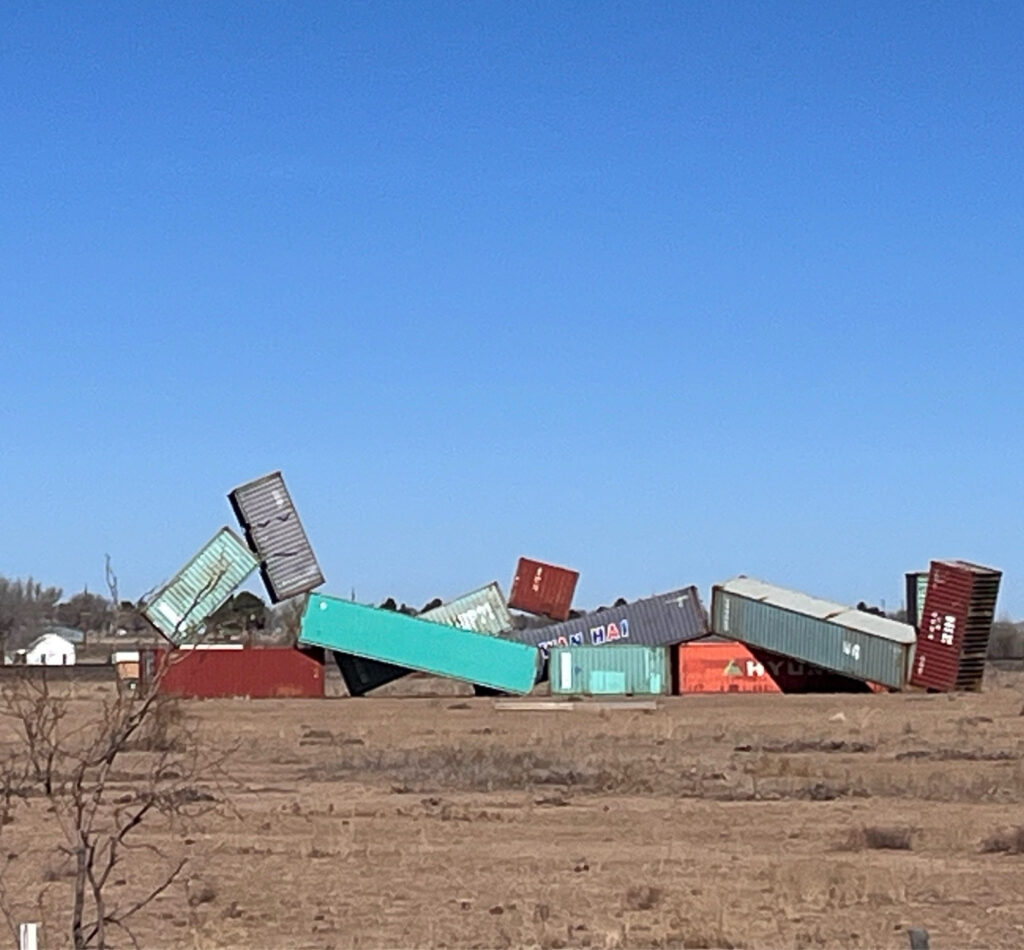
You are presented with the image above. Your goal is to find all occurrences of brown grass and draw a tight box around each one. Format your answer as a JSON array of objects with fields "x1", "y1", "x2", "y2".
[
  {"x1": 981, "y1": 827, "x2": 1024, "y2": 855},
  {"x1": 838, "y1": 825, "x2": 914, "y2": 851}
]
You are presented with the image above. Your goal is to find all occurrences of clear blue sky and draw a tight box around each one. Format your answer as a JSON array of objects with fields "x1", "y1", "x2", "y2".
[{"x1": 2, "y1": 2, "x2": 1021, "y2": 616}]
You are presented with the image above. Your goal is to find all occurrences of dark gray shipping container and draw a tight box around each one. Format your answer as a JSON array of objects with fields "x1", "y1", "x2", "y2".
[
  {"x1": 228, "y1": 471, "x2": 325, "y2": 603},
  {"x1": 508, "y1": 586, "x2": 708, "y2": 657}
]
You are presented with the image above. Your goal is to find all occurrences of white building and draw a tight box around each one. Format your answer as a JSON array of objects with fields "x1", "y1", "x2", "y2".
[{"x1": 20, "y1": 633, "x2": 76, "y2": 666}]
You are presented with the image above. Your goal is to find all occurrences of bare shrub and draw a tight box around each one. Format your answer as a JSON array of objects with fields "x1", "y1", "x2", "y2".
[
  {"x1": 981, "y1": 827, "x2": 1024, "y2": 855},
  {"x1": 838, "y1": 825, "x2": 914, "y2": 851},
  {"x1": 622, "y1": 885, "x2": 662, "y2": 911}
]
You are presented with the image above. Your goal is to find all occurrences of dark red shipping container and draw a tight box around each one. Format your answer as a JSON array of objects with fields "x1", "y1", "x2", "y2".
[
  {"x1": 910, "y1": 559, "x2": 1002, "y2": 692},
  {"x1": 508, "y1": 557, "x2": 579, "y2": 621},
  {"x1": 142, "y1": 646, "x2": 325, "y2": 699}
]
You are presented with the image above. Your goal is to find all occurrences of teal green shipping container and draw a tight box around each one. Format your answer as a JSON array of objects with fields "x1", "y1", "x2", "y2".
[
  {"x1": 143, "y1": 528, "x2": 259, "y2": 644},
  {"x1": 549, "y1": 645, "x2": 671, "y2": 696},
  {"x1": 299, "y1": 593, "x2": 540, "y2": 694}
]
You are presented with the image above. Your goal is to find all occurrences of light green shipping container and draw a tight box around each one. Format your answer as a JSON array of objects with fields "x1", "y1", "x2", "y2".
[
  {"x1": 549, "y1": 645, "x2": 671, "y2": 696},
  {"x1": 299, "y1": 593, "x2": 540, "y2": 694},
  {"x1": 143, "y1": 528, "x2": 259, "y2": 644}
]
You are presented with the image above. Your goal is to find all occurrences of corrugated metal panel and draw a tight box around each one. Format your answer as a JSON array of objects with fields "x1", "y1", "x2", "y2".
[
  {"x1": 300, "y1": 593, "x2": 540, "y2": 695},
  {"x1": 710, "y1": 577, "x2": 915, "y2": 690},
  {"x1": 228, "y1": 471, "x2": 325, "y2": 603},
  {"x1": 550, "y1": 645, "x2": 670, "y2": 696},
  {"x1": 911, "y1": 559, "x2": 1002, "y2": 692},
  {"x1": 508, "y1": 557, "x2": 579, "y2": 621},
  {"x1": 508, "y1": 586, "x2": 708, "y2": 657},
  {"x1": 144, "y1": 646, "x2": 324, "y2": 698},
  {"x1": 679, "y1": 641, "x2": 873, "y2": 694},
  {"x1": 331, "y1": 583, "x2": 514, "y2": 696},
  {"x1": 905, "y1": 571, "x2": 929, "y2": 629},
  {"x1": 142, "y1": 528, "x2": 258, "y2": 644}
]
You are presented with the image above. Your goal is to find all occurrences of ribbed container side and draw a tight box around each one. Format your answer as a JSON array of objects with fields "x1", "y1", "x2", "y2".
[
  {"x1": 508, "y1": 557, "x2": 579, "y2": 621},
  {"x1": 142, "y1": 528, "x2": 258, "y2": 644},
  {"x1": 550, "y1": 645, "x2": 670, "y2": 696},
  {"x1": 678, "y1": 641, "x2": 782, "y2": 693},
  {"x1": 911, "y1": 560, "x2": 1002, "y2": 692},
  {"x1": 905, "y1": 572, "x2": 929, "y2": 629},
  {"x1": 228, "y1": 471, "x2": 325, "y2": 603},
  {"x1": 144, "y1": 646, "x2": 324, "y2": 698},
  {"x1": 710, "y1": 577, "x2": 916, "y2": 690},
  {"x1": 331, "y1": 583, "x2": 514, "y2": 696},
  {"x1": 300, "y1": 594, "x2": 540, "y2": 695},
  {"x1": 508, "y1": 586, "x2": 708, "y2": 657},
  {"x1": 679, "y1": 641, "x2": 873, "y2": 694}
]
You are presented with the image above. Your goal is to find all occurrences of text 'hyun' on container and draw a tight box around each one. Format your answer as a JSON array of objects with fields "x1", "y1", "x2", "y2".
[
  {"x1": 549, "y1": 644, "x2": 671, "y2": 696},
  {"x1": 332, "y1": 583, "x2": 514, "y2": 697},
  {"x1": 142, "y1": 527, "x2": 259, "y2": 645},
  {"x1": 508, "y1": 586, "x2": 709, "y2": 657},
  {"x1": 910, "y1": 559, "x2": 1002, "y2": 692},
  {"x1": 508, "y1": 557, "x2": 579, "y2": 621},
  {"x1": 710, "y1": 576, "x2": 916, "y2": 691},
  {"x1": 299, "y1": 593, "x2": 540, "y2": 695},
  {"x1": 229, "y1": 471, "x2": 325, "y2": 603}
]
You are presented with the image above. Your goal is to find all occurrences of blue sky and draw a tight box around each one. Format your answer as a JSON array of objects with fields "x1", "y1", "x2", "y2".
[{"x1": 2, "y1": 2, "x2": 1022, "y2": 615}]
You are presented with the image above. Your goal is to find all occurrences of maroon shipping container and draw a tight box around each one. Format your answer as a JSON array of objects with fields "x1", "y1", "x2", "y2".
[
  {"x1": 910, "y1": 560, "x2": 1002, "y2": 692},
  {"x1": 142, "y1": 646, "x2": 325, "y2": 699},
  {"x1": 508, "y1": 557, "x2": 579, "y2": 621}
]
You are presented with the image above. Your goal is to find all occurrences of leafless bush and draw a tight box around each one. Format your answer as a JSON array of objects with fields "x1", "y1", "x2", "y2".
[
  {"x1": 622, "y1": 885, "x2": 662, "y2": 911},
  {"x1": 980, "y1": 826, "x2": 1024, "y2": 854},
  {"x1": 838, "y1": 825, "x2": 914, "y2": 851}
]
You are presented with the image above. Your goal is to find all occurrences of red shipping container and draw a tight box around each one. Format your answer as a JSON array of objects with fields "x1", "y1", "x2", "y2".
[
  {"x1": 143, "y1": 646, "x2": 325, "y2": 699},
  {"x1": 677, "y1": 641, "x2": 875, "y2": 694},
  {"x1": 508, "y1": 557, "x2": 579, "y2": 621},
  {"x1": 910, "y1": 560, "x2": 1001, "y2": 692}
]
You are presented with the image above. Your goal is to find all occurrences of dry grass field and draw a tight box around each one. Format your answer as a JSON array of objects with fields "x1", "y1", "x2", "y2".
[{"x1": 2, "y1": 668, "x2": 1023, "y2": 949}]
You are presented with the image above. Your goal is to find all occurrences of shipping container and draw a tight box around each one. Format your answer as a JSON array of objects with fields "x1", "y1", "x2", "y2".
[
  {"x1": 905, "y1": 571, "x2": 929, "y2": 629},
  {"x1": 710, "y1": 577, "x2": 916, "y2": 690},
  {"x1": 678, "y1": 640, "x2": 873, "y2": 693},
  {"x1": 142, "y1": 528, "x2": 259, "y2": 644},
  {"x1": 300, "y1": 593, "x2": 540, "y2": 695},
  {"x1": 550, "y1": 645, "x2": 670, "y2": 696},
  {"x1": 331, "y1": 583, "x2": 514, "y2": 696},
  {"x1": 910, "y1": 560, "x2": 1002, "y2": 692},
  {"x1": 508, "y1": 586, "x2": 708, "y2": 657},
  {"x1": 508, "y1": 557, "x2": 579, "y2": 621},
  {"x1": 141, "y1": 645, "x2": 325, "y2": 699},
  {"x1": 228, "y1": 471, "x2": 325, "y2": 603}
]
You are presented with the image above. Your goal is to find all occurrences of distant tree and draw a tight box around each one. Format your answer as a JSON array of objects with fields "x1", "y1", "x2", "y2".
[
  {"x1": 56, "y1": 590, "x2": 113, "y2": 634},
  {"x1": 419, "y1": 598, "x2": 442, "y2": 613},
  {"x1": 0, "y1": 576, "x2": 63, "y2": 655}
]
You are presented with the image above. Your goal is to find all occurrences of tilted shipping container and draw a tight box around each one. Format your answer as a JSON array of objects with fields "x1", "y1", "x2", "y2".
[
  {"x1": 550, "y1": 645, "x2": 670, "y2": 696},
  {"x1": 142, "y1": 528, "x2": 258, "y2": 644},
  {"x1": 710, "y1": 577, "x2": 916, "y2": 690},
  {"x1": 142, "y1": 645, "x2": 325, "y2": 699},
  {"x1": 678, "y1": 640, "x2": 873, "y2": 694},
  {"x1": 508, "y1": 557, "x2": 579, "y2": 621},
  {"x1": 910, "y1": 560, "x2": 1002, "y2": 692},
  {"x1": 905, "y1": 571, "x2": 929, "y2": 630},
  {"x1": 300, "y1": 593, "x2": 540, "y2": 695},
  {"x1": 508, "y1": 586, "x2": 708, "y2": 657},
  {"x1": 332, "y1": 583, "x2": 514, "y2": 697},
  {"x1": 228, "y1": 471, "x2": 325, "y2": 603}
]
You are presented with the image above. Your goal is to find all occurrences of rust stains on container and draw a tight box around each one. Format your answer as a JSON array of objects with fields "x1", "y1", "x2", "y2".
[
  {"x1": 508, "y1": 557, "x2": 579, "y2": 621},
  {"x1": 229, "y1": 471, "x2": 325, "y2": 603},
  {"x1": 142, "y1": 645, "x2": 325, "y2": 699},
  {"x1": 910, "y1": 559, "x2": 1002, "y2": 692}
]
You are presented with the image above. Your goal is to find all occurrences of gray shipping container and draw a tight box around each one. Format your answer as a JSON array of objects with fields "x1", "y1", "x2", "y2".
[
  {"x1": 228, "y1": 471, "x2": 325, "y2": 603},
  {"x1": 710, "y1": 576, "x2": 916, "y2": 690},
  {"x1": 508, "y1": 586, "x2": 708, "y2": 657}
]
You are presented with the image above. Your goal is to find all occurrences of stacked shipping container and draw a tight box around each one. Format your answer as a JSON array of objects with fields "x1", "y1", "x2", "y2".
[{"x1": 508, "y1": 557, "x2": 579, "y2": 621}]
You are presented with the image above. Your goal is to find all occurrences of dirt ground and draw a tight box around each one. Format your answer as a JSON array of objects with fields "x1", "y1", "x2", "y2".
[{"x1": 2, "y1": 668, "x2": 1023, "y2": 949}]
